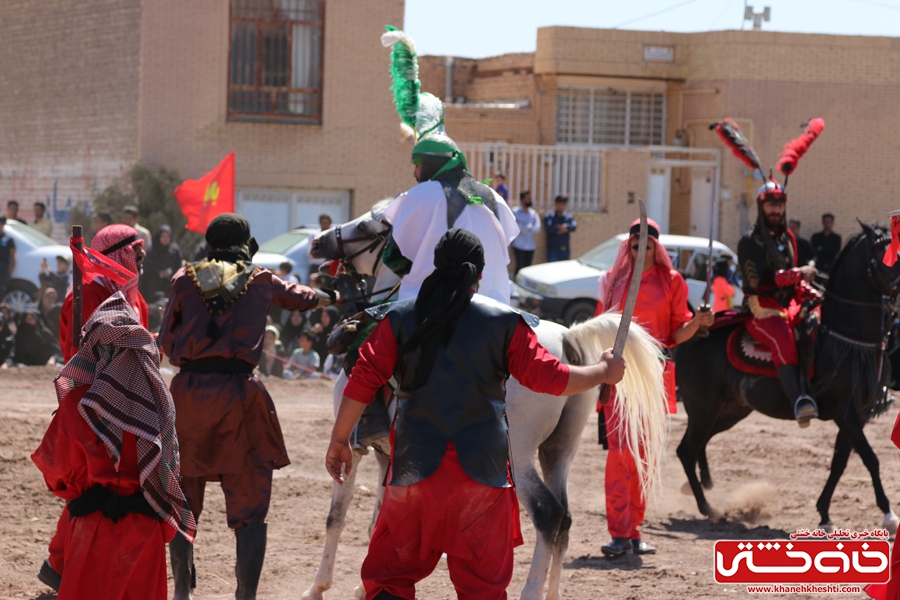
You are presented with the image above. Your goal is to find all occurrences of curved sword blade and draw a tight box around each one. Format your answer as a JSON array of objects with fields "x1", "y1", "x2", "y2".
[{"x1": 612, "y1": 199, "x2": 648, "y2": 357}]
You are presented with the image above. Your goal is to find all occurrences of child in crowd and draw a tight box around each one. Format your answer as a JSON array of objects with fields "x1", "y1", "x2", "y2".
[
  {"x1": 286, "y1": 330, "x2": 320, "y2": 378},
  {"x1": 259, "y1": 325, "x2": 286, "y2": 378}
]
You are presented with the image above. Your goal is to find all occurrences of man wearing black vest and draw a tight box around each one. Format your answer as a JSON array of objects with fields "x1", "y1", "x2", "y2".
[{"x1": 325, "y1": 229, "x2": 625, "y2": 600}]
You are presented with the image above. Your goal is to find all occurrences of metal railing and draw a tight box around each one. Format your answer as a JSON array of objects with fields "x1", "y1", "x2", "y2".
[{"x1": 458, "y1": 143, "x2": 603, "y2": 213}]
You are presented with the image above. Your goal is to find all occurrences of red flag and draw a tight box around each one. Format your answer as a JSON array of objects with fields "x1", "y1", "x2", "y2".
[
  {"x1": 885, "y1": 216, "x2": 900, "y2": 267},
  {"x1": 69, "y1": 237, "x2": 134, "y2": 286},
  {"x1": 174, "y1": 152, "x2": 235, "y2": 233}
]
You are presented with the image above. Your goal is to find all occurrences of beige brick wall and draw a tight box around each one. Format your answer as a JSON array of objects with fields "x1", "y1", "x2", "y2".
[
  {"x1": 0, "y1": 0, "x2": 141, "y2": 237},
  {"x1": 137, "y1": 0, "x2": 409, "y2": 219}
]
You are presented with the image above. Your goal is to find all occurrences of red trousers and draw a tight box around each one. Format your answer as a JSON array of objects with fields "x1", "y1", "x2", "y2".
[
  {"x1": 604, "y1": 392, "x2": 646, "y2": 540},
  {"x1": 57, "y1": 511, "x2": 168, "y2": 600},
  {"x1": 361, "y1": 444, "x2": 521, "y2": 600},
  {"x1": 180, "y1": 462, "x2": 273, "y2": 530},
  {"x1": 746, "y1": 304, "x2": 799, "y2": 367},
  {"x1": 48, "y1": 507, "x2": 68, "y2": 574}
]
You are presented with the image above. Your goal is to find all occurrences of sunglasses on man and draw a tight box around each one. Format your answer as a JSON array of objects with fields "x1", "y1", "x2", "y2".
[{"x1": 631, "y1": 244, "x2": 653, "y2": 251}]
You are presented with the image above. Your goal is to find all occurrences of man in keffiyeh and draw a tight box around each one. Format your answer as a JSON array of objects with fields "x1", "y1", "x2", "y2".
[
  {"x1": 39, "y1": 223, "x2": 151, "y2": 592},
  {"x1": 32, "y1": 292, "x2": 196, "y2": 600},
  {"x1": 594, "y1": 217, "x2": 713, "y2": 558},
  {"x1": 159, "y1": 213, "x2": 338, "y2": 600}
]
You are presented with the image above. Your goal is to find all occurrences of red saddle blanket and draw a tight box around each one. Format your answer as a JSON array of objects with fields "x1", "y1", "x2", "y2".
[{"x1": 727, "y1": 327, "x2": 779, "y2": 377}]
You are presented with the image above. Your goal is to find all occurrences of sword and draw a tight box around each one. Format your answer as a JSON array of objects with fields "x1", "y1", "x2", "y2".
[
  {"x1": 697, "y1": 184, "x2": 716, "y2": 338},
  {"x1": 598, "y1": 199, "x2": 648, "y2": 406}
]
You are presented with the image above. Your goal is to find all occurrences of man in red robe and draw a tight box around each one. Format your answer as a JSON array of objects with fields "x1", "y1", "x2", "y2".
[
  {"x1": 39, "y1": 223, "x2": 150, "y2": 591},
  {"x1": 32, "y1": 292, "x2": 196, "y2": 600},
  {"x1": 160, "y1": 214, "x2": 338, "y2": 600},
  {"x1": 326, "y1": 229, "x2": 626, "y2": 600},
  {"x1": 594, "y1": 218, "x2": 714, "y2": 557}
]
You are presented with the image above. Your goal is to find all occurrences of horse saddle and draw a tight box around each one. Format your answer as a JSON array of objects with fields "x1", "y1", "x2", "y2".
[{"x1": 721, "y1": 310, "x2": 818, "y2": 379}]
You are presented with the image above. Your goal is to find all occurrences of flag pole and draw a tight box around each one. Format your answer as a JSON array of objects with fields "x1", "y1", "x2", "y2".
[{"x1": 71, "y1": 225, "x2": 83, "y2": 351}]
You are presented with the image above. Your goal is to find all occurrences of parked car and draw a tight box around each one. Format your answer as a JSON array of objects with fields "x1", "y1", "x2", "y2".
[
  {"x1": 253, "y1": 227, "x2": 320, "y2": 284},
  {"x1": 515, "y1": 233, "x2": 743, "y2": 326},
  {"x1": 1, "y1": 220, "x2": 72, "y2": 314}
]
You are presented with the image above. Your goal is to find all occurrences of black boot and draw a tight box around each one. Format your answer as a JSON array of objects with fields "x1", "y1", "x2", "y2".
[
  {"x1": 37, "y1": 558, "x2": 61, "y2": 592},
  {"x1": 169, "y1": 533, "x2": 196, "y2": 600},
  {"x1": 601, "y1": 537, "x2": 633, "y2": 558},
  {"x1": 776, "y1": 365, "x2": 818, "y2": 426},
  {"x1": 235, "y1": 523, "x2": 267, "y2": 600}
]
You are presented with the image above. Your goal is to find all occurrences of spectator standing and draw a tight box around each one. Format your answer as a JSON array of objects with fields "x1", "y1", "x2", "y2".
[
  {"x1": 286, "y1": 330, "x2": 320, "y2": 378},
  {"x1": 711, "y1": 260, "x2": 735, "y2": 312},
  {"x1": 140, "y1": 225, "x2": 183, "y2": 302},
  {"x1": 280, "y1": 310, "x2": 308, "y2": 355},
  {"x1": 310, "y1": 306, "x2": 338, "y2": 369},
  {"x1": 0, "y1": 304, "x2": 14, "y2": 365},
  {"x1": 39, "y1": 256, "x2": 70, "y2": 299},
  {"x1": 91, "y1": 211, "x2": 113, "y2": 233},
  {"x1": 725, "y1": 255, "x2": 741, "y2": 288},
  {"x1": 277, "y1": 261, "x2": 300, "y2": 284},
  {"x1": 811, "y1": 212, "x2": 842, "y2": 274},
  {"x1": 32, "y1": 202, "x2": 53, "y2": 237},
  {"x1": 511, "y1": 190, "x2": 541, "y2": 274},
  {"x1": 544, "y1": 195, "x2": 577, "y2": 262},
  {"x1": 492, "y1": 173, "x2": 509, "y2": 201},
  {"x1": 122, "y1": 205, "x2": 152, "y2": 250},
  {"x1": 788, "y1": 218, "x2": 816, "y2": 267},
  {"x1": 6, "y1": 201, "x2": 25, "y2": 224},
  {"x1": 0, "y1": 217, "x2": 17, "y2": 298},
  {"x1": 259, "y1": 325, "x2": 286, "y2": 378}
]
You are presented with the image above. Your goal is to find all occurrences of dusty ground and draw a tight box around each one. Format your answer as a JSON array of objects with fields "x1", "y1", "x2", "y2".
[{"x1": 1, "y1": 366, "x2": 899, "y2": 599}]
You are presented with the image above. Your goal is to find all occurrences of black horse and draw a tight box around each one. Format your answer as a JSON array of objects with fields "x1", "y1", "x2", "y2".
[{"x1": 676, "y1": 222, "x2": 900, "y2": 531}]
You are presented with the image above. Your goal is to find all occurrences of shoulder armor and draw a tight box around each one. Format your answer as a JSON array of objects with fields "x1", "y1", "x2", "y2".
[
  {"x1": 513, "y1": 308, "x2": 540, "y2": 328},
  {"x1": 364, "y1": 298, "x2": 413, "y2": 321}
]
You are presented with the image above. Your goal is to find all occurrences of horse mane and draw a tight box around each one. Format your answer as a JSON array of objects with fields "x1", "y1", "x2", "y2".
[
  {"x1": 824, "y1": 223, "x2": 887, "y2": 286},
  {"x1": 564, "y1": 314, "x2": 667, "y2": 498},
  {"x1": 372, "y1": 198, "x2": 393, "y2": 212}
]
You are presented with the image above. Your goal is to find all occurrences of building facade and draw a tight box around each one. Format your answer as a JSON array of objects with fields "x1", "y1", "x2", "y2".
[
  {"x1": 0, "y1": 0, "x2": 409, "y2": 242},
  {"x1": 420, "y1": 27, "x2": 900, "y2": 260}
]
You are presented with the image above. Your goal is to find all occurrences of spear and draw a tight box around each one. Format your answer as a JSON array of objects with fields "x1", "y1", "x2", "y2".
[{"x1": 71, "y1": 225, "x2": 83, "y2": 351}]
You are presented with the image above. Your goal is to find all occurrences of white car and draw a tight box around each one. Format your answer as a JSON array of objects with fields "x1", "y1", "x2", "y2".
[
  {"x1": 515, "y1": 233, "x2": 743, "y2": 326},
  {"x1": 1, "y1": 220, "x2": 72, "y2": 313},
  {"x1": 253, "y1": 227, "x2": 320, "y2": 284}
]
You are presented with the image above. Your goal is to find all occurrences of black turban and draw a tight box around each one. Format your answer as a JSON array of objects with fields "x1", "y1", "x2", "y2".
[
  {"x1": 205, "y1": 213, "x2": 258, "y2": 260},
  {"x1": 399, "y1": 229, "x2": 485, "y2": 388}
]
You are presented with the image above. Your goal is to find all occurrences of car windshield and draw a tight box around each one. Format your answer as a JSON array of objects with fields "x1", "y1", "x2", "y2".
[
  {"x1": 258, "y1": 231, "x2": 310, "y2": 255},
  {"x1": 7, "y1": 221, "x2": 58, "y2": 246},
  {"x1": 577, "y1": 238, "x2": 622, "y2": 271}
]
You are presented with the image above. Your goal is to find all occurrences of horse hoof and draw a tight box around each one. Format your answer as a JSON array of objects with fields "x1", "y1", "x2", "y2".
[
  {"x1": 300, "y1": 590, "x2": 324, "y2": 600},
  {"x1": 819, "y1": 521, "x2": 835, "y2": 534},
  {"x1": 882, "y1": 511, "x2": 900, "y2": 535},
  {"x1": 706, "y1": 508, "x2": 725, "y2": 523},
  {"x1": 702, "y1": 480, "x2": 714, "y2": 491},
  {"x1": 353, "y1": 583, "x2": 366, "y2": 600},
  {"x1": 681, "y1": 481, "x2": 692, "y2": 495}
]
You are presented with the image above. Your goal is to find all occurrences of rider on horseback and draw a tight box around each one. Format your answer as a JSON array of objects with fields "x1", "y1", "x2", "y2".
[{"x1": 738, "y1": 179, "x2": 819, "y2": 424}]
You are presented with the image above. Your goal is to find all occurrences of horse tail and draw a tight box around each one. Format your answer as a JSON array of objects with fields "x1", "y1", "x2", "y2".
[{"x1": 563, "y1": 313, "x2": 668, "y2": 498}]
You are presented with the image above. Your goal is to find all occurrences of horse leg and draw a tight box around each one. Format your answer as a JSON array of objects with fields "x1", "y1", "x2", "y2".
[
  {"x1": 535, "y1": 396, "x2": 592, "y2": 600},
  {"x1": 301, "y1": 448, "x2": 366, "y2": 600},
  {"x1": 815, "y1": 430, "x2": 853, "y2": 531},
  {"x1": 698, "y1": 446, "x2": 713, "y2": 491},
  {"x1": 833, "y1": 417, "x2": 898, "y2": 534},
  {"x1": 676, "y1": 420, "x2": 723, "y2": 521}
]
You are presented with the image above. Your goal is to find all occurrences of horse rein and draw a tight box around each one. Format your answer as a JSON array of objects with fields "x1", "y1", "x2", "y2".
[{"x1": 325, "y1": 214, "x2": 396, "y2": 304}]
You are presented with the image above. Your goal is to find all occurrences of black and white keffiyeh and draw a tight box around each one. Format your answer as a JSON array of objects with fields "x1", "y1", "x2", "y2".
[{"x1": 55, "y1": 292, "x2": 197, "y2": 540}]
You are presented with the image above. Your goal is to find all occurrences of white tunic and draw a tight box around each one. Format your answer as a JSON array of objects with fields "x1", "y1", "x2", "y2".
[{"x1": 383, "y1": 180, "x2": 519, "y2": 304}]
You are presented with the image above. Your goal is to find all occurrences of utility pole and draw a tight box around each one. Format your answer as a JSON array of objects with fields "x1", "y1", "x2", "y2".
[{"x1": 743, "y1": 4, "x2": 771, "y2": 30}]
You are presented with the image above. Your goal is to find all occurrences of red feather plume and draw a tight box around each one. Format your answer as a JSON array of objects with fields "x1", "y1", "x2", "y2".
[
  {"x1": 777, "y1": 118, "x2": 824, "y2": 176},
  {"x1": 711, "y1": 119, "x2": 762, "y2": 172}
]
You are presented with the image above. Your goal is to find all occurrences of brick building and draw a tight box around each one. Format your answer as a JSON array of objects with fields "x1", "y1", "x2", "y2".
[
  {"x1": 419, "y1": 27, "x2": 900, "y2": 260},
  {"x1": 0, "y1": 0, "x2": 409, "y2": 242}
]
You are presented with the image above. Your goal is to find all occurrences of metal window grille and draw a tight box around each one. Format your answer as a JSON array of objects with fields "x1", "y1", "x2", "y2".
[
  {"x1": 556, "y1": 88, "x2": 664, "y2": 146},
  {"x1": 228, "y1": 0, "x2": 324, "y2": 123},
  {"x1": 458, "y1": 143, "x2": 603, "y2": 213}
]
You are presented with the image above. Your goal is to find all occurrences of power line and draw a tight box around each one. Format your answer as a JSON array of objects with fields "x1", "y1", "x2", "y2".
[
  {"x1": 614, "y1": 0, "x2": 705, "y2": 28},
  {"x1": 710, "y1": 0, "x2": 739, "y2": 29}
]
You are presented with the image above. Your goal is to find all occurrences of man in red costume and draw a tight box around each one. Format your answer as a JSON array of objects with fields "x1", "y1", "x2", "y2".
[
  {"x1": 38, "y1": 223, "x2": 150, "y2": 592},
  {"x1": 59, "y1": 224, "x2": 149, "y2": 360},
  {"x1": 738, "y1": 180, "x2": 819, "y2": 424},
  {"x1": 594, "y1": 218, "x2": 713, "y2": 557},
  {"x1": 866, "y1": 409, "x2": 900, "y2": 600},
  {"x1": 160, "y1": 213, "x2": 338, "y2": 600},
  {"x1": 32, "y1": 292, "x2": 196, "y2": 600},
  {"x1": 326, "y1": 229, "x2": 627, "y2": 600}
]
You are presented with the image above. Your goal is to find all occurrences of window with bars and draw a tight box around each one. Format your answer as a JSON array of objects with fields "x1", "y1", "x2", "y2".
[
  {"x1": 229, "y1": 0, "x2": 324, "y2": 123},
  {"x1": 556, "y1": 88, "x2": 665, "y2": 146}
]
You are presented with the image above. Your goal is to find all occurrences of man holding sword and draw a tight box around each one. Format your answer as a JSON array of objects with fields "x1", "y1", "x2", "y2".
[{"x1": 595, "y1": 216, "x2": 714, "y2": 557}]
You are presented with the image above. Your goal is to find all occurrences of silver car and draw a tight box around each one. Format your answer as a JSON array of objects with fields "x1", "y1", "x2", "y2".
[{"x1": 1, "y1": 220, "x2": 72, "y2": 313}]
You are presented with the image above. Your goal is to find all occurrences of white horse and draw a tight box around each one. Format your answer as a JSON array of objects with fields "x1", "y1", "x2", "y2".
[{"x1": 302, "y1": 202, "x2": 667, "y2": 600}]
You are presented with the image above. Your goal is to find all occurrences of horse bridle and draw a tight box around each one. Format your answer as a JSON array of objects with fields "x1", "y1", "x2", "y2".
[
  {"x1": 328, "y1": 212, "x2": 396, "y2": 303},
  {"x1": 821, "y1": 235, "x2": 900, "y2": 311}
]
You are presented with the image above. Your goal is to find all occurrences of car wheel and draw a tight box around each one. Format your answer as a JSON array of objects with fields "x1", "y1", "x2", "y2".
[
  {"x1": 563, "y1": 300, "x2": 596, "y2": 327},
  {"x1": 1, "y1": 280, "x2": 38, "y2": 315}
]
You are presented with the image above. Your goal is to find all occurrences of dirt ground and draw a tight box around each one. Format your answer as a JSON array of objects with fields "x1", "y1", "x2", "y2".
[{"x1": 2, "y1": 366, "x2": 899, "y2": 600}]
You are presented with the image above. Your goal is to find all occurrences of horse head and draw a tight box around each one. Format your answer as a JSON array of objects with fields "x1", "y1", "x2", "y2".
[
  {"x1": 856, "y1": 220, "x2": 900, "y2": 298},
  {"x1": 310, "y1": 199, "x2": 393, "y2": 278}
]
